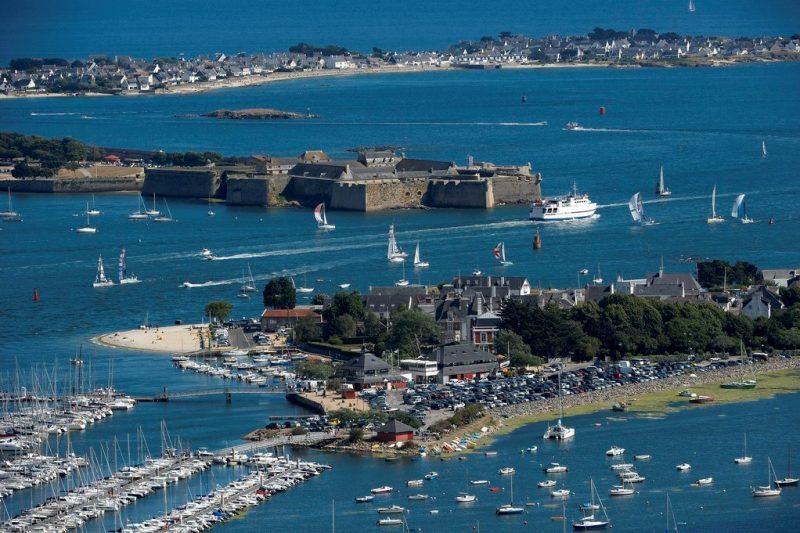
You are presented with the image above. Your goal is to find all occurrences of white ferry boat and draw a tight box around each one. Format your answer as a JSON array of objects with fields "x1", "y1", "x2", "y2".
[{"x1": 529, "y1": 183, "x2": 597, "y2": 221}]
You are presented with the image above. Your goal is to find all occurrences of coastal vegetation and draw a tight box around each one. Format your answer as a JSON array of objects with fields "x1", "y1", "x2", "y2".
[
  {"x1": 262, "y1": 277, "x2": 296, "y2": 309},
  {"x1": 204, "y1": 300, "x2": 233, "y2": 322},
  {"x1": 697, "y1": 259, "x2": 761, "y2": 288},
  {"x1": 294, "y1": 360, "x2": 334, "y2": 381},
  {"x1": 499, "y1": 289, "x2": 800, "y2": 361},
  {"x1": 201, "y1": 108, "x2": 317, "y2": 120},
  {"x1": 429, "y1": 404, "x2": 485, "y2": 434}
]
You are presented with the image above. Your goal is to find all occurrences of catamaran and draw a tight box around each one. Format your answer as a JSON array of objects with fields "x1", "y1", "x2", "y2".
[
  {"x1": 0, "y1": 187, "x2": 22, "y2": 221},
  {"x1": 752, "y1": 457, "x2": 782, "y2": 497},
  {"x1": 92, "y1": 254, "x2": 115, "y2": 287},
  {"x1": 77, "y1": 203, "x2": 97, "y2": 233},
  {"x1": 493, "y1": 242, "x2": 513, "y2": 266},
  {"x1": 387, "y1": 225, "x2": 407, "y2": 262},
  {"x1": 731, "y1": 193, "x2": 754, "y2": 224},
  {"x1": 544, "y1": 371, "x2": 575, "y2": 440},
  {"x1": 118, "y1": 248, "x2": 140, "y2": 284},
  {"x1": 656, "y1": 166, "x2": 672, "y2": 197},
  {"x1": 128, "y1": 195, "x2": 149, "y2": 220},
  {"x1": 495, "y1": 473, "x2": 524, "y2": 515},
  {"x1": 413, "y1": 242, "x2": 429, "y2": 268},
  {"x1": 152, "y1": 199, "x2": 173, "y2": 222},
  {"x1": 314, "y1": 202, "x2": 335, "y2": 230},
  {"x1": 572, "y1": 478, "x2": 610, "y2": 530},
  {"x1": 707, "y1": 185, "x2": 725, "y2": 223},
  {"x1": 628, "y1": 192, "x2": 656, "y2": 226}
]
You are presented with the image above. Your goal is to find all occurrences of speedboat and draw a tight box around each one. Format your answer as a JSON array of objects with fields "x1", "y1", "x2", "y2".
[
  {"x1": 524, "y1": 445, "x2": 538, "y2": 453},
  {"x1": 423, "y1": 471, "x2": 439, "y2": 480},
  {"x1": 538, "y1": 480, "x2": 557, "y2": 488},
  {"x1": 551, "y1": 489, "x2": 571, "y2": 498},
  {"x1": 545, "y1": 463, "x2": 568, "y2": 474},
  {"x1": 470, "y1": 479, "x2": 489, "y2": 485},
  {"x1": 606, "y1": 446, "x2": 625, "y2": 456},
  {"x1": 376, "y1": 505, "x2": 405, "y2": 514},
  {"x1": 338, "y1": 283, "x2": 351, "y2": 289},
  {"x1": 408, "y1": 494, "x2": 429, "y2": 500},
  {"x1": 676, "y1": 463, "x2": 692, "y2": 471},
  {"x1": 498, "y1": 467, "x2": 515, "y2": 475},
  {"x1": 377, "y1": 518, "x2": 403, "y2": 526},
  {"x1": 564, "y1": 121, "x2": 582, "y2": 130},
  {"x1": 406, "y1": 479, "x2": 424, "y2": 487},
  {"x1": 691, "y1": 477, "x2": 713, "y2": 487},
  {"x1": 181, "y1": 282, "x2": 193, "y2": 288},
  {"x1": 454, "y1": 493, "x2": 477, "y2": 503},
  {"x1": 371, "y1": 486, "x2": 394, "y2": 494},
  {"x1": 355, "y1": 495, "x2": 374, "y2": 503}
]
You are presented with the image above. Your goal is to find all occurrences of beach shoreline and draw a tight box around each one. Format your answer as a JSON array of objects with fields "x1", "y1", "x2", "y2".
[{"x1": 93, "y1": 324, "x2": 207, "y2": 354}]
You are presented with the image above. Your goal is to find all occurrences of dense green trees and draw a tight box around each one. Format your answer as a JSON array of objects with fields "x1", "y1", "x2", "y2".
[
  {"x1": 293, "y1": 316, "x2": 322, "y2": 342},
  {"x1": 295, "y1": 360, "x2": 334, "y2": 380},
  {"x1": 288, "y1": 43, "x2": 350, "y2": 57},
  {"x1": 0, "y1": 132, "x2": 102, "y2": 169},
  {"x1": 386, "y1": 308, "x2": 441, "y2": 357},
  {"x1": 262, "y1": 277, "x2": 296, "y2": 309},
  {"x1": 204, "y1": 300, "x2": 233, "y2": 321},
  {"x1": 697, "y1": 260, "x2": 760, "y2": 289},
  {"x1": 499, "y1": 293, "x2": 800, "y2": 361},
  {"x1": 494, "y1": 330, "x2": 544, "y2": 367}
]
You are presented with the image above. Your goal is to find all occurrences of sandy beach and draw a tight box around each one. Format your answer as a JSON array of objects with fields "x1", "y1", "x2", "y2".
[{"x1": 94, "y1": 324, "x2": 207, "y2": 354}]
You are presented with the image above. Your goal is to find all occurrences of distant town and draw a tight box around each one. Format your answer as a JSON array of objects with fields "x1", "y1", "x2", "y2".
[{"x1": 2, "y1": 28, "x2": 799, "y2": 97}]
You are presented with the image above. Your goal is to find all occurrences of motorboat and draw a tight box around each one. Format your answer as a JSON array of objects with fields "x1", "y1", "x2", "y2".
[
  {"x1": 377, "y1": 518, "x2": 403, "y2": 526},
  {"x1": 551, "y1": 489, "x2": 571, "y2": 498},
  {"x1": 469, "y1": 479, "x2": 489, "y2": 485},
  {"x1": 498, "y1": 467, "x2": 515, "y2": 475},
  {"x1": 454, "y1": 493, "x2": 477, "y2": 503},
  {"x1": 371, "y1": 486, "x2": 394, "y2": 494},
  {"x1": 538, "y1": 480, "x2": 557, "y2": 488},
  {"x1": 610, "y1": 463, "x2": 634, "y2": 471},
  {"x1": 530, "y1": 183, "x2": 597, "y2": 221},
  {"x1": 608, "y1": 484, "x2": 635, "y2": 496},
  {"x1": 606, "y1": 446, "x2": 625, "y2": 456},
  {"x1": 406, "y1": 479, "x2": 424, "y2": 487},
  {"x1": 355, "y1": 495, "x2": 374, "y2": 503},
  {"x1": 377, "y1": 505, "x2": 405, "y2": 514},
  {"x1": 545, "y1": 463, "x2": 569, "y2": 474},
  {"x1": 524, "y1": 445, "x2": 538, "y2": 453},
  {"x1": 564, "y1": 121, "x2": 582, "y2": 130},
  {"x1": 634, "y1": 455, "x2": 651, "y2": 461},
  {"x1": 691, "y1": 477, "x2": 713, "y2": 487},
  {"x1": 423, "y1": 471, "x2": 439, "y2": 480},
  {"x1": 408, "y1": 494, "x2": 429, "y2": 500},
  {"x1": 676, "y1": 463, "x2": 692, "y2": 471}
]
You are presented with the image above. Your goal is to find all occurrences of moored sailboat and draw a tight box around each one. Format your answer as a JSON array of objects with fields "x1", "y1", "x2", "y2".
[
  {"x1": 0, "y1": 187, "x2": 21, "y2": 221},
  {"x1": 752, "y1": 457, "x2": 782, "y2": 497},
  {"x1": 118, "y1": 248, "x2": 140, "y2": 284},
  {"x1": 731, "y1": 193, "x2": 754, "y2": 224},
  {"x1": 145, "y1": 192, "x2": 161, "y2": 216},
  {"x1": 734, "y1": 432, "x2": 752, "y2": 464},
  {"x1": 656, "y1": 166, "x2": 672, "y2": 197},
  {"x1": 495, "y1": 473, "x2": 524, "y2": 515},
  {"x1": 572, "y1": 478, "x2": 610, "y2": 530},
  {"x1": 152, "y1": 199, "x2": 174, "y2": 222},
  {"x1": 128, "y1": 195, "x2": 149, "y2": 220},
  {"x1": 543, "y1": 371, "x2": 575, "y2": 440},
  {"x1": 395, "y1": 260, "x2": 409, "y2": 287},
  {"x1": 707, "y1": 185, "x2": 725, "y2": 223},
  {"x1": 92, "y1": 254, "x2": 115, "y2": 287},
  {"x1": 77, "y1": 203, "x2": 97, "y2": 233},
  {"x1": 775, "y1": 445, "x2": 799, "y2": 487}
]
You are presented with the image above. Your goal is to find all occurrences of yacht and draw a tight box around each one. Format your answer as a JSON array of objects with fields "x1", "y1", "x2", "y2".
[
  {"x1": 676, "y1": 463, "x2": 692, "y2": 471},
  {"x1": 538, "y1": 479, "x2": 557, "y2": 488},
  {"x1": 371, "y1": 486, "x2": 394, "y2": 494},
  {"x1": 498, "y1": 467, "x2": 515, "y2": 475},
  {"x1": 606, "y1": 446, "x2": 625, "y2": 456},
  {"x1": 691, "y1": 477, "x2": 714, "y2": 487},
  {"x1": 564, "y1": 122, "x2": 582, "y2": 130},
  {"x1": 454, "y1": 493, "x2": 477, "y2": 503},
  {"x1": 545, "y1": 463, "x2": 569, "y2": 474},
  {"x1": 355, "y1": 495, "x2": 374, "y2": 503},
  {"x1": 543, "y1": 371, "x2": 575, "y2": 440},
  {"x1": 530, "y1": 183, "x2": 597, "y2": 221}
]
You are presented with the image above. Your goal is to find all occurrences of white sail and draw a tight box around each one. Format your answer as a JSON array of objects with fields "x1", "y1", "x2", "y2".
[
  {"x1": 762, "y1": 140, "x2": 767, "y2": 158},
  {"x1": 731, "y1": 194, "x2": 747, "y2": 218},
  {"x1": 629, "y1": 192, "x2": 643, "y2": 223},
  {"x1": 118, "y1": 249, "x2": 127, "y2": 281},
  {"x1": 711, "y1": 185, "x2": 717, "y2": 217},
  {"x1": 387, "y1": 225, "x2": 405, "y2": 261},
  {"x1": 413, "y1": 241, "x2": 429, "y2": 268},
  {"x1": 689, "y1": 0, "x2": 695, "y2": 12}
]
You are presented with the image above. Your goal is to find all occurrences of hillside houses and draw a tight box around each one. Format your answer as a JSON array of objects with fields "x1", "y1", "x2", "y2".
[{"x1": 2, "y1": 31, "x2": 797, "y2": 96}]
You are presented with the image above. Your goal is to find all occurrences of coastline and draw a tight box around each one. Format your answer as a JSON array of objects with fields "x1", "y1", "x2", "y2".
[
  {"x1": 1, "y1": 56, "x2": 783, "y2": 101},
  {"x1": 94, "y1": 324, "x2": 206, "y2": 354}
]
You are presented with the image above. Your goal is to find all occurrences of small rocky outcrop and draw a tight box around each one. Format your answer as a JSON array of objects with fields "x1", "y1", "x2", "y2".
[{"x1": 201, "y1": 108, "x2": 317, "y2": 120}]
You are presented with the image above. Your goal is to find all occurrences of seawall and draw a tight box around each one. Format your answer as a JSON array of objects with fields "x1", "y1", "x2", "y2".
[
  {"x1": 142, "y1": 168, "x2": 220, "y2": 198},
  {"x1": 285, "y1": 392, "x2": 327, "y2": 415},
  {"x1": 2, "y1": 176, "x2": 143, "y2": 193}
]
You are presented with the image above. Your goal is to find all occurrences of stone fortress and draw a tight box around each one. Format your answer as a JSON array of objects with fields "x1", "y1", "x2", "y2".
[{"x1": 142, "y1": 149, "x2": 542, "y2": 211}]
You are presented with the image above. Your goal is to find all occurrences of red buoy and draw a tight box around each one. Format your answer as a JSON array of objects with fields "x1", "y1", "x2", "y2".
[
  {"x1": 33, "y1": 288, "x2": 39, "y2": 302},
  {"x1": 599, "y1": 106, "x2": 606, "y2": 116}
]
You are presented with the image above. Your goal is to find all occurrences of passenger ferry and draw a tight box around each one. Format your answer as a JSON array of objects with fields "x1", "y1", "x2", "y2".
[{"x1": 529, "y1": 183, "x2": 597, "y2": 221}]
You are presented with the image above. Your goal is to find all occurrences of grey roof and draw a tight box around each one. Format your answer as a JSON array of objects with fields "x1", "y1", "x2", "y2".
[
  {"x1": 430, "y1": 344, "x2": 498, "y2": 366},
  {"x1": 289, "y1": 163, "x2": 349, "y2": 179},
  {"x1": 395, "y1": 158, "x2": 454, "y2": 172},
  {"x1": 364, "y1": 294, "x2": 412, "y2": 315},
  {"x1": 342, "y1": 353, "x2": 391, "y2": 373},
  {"x1": 584, "y1": 284, "x2": 614, "y2": 302},
  {"x1": 646, "y1": 272, "x2": 702, "y2": 294},
  {"x1": 376, "y1": 419, "x2": 415, "y2": 434}
]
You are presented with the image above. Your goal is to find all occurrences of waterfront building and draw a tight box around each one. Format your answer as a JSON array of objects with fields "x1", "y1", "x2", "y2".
[
  {"x1": 260, "y1": 307, "x2": 321, "y2": 332},
  {"x1": 375, "y1": 419, "x2": 415, "y2": 442},
  {"x1": 339, "y1": 353, "x2": 406, "y2": 390}
]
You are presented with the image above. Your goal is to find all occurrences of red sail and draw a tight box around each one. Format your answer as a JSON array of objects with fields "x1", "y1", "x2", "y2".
[{"x1": 33, "y1": 289, "x2": 39, "y2": 302}]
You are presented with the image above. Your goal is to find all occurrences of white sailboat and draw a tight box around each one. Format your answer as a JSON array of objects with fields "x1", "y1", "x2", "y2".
[
  {"x1": 495, "y1": 473, "x2": 524, "y2": 515},
  {"x1": 92, "y1": 254, "x2": 115, "y2": 287},
  {"x1": 734, "y1": 433, "x2": 752, "y2": 464},
  {"x1": 413, "y1": 242, "x2": 429, "y2": 268},
  {"x1": 628, "y1": 192, "x2": 656, "y2": 226},
  {"x1": 153, "y1": 199, "x2": 173, "y2": 222},
  {"x1": 593, "y1": 265, "x2": 603, "y2": 285},
  {"x1": 387, "y1": 225, "x2": 407, "y2": 262},
  {"x1": 395, "y1": 260, "x2": 409, "y2": 287},
  {"x1": 707, "y1": 185, "x2": 725, "y2": 223},
  {"x1": 544, "y1": 371, "x2": 575, "y2": 440},
  {"x1": 118, "y1": 248, "x2": 140, "y2": 284},
  {"x1": 77, "y1": 204, "x2": 97, "y2": 233},
  {"x1": 128, "y1": 195, "x2": 149, "y2": 220},
  {"x1": 572, "y1": 478, "x2": 610, "y2": 530},
  {"x1": 86, "y1": 194, "x2": 102, "y2": 216},
  {"x1": 242, "y1": 264, "x2": 257, "y2": 292},
  {"x1": 237, "y1": 270, "x2": 251, "y2": 299},
  {"x1": 665, "y1": 493, "x2": 679, "y2": 533},
  {"x1": 688, "y1": 0, "x2": 695, "y2": 13},
  {"x1": 314, "y1": 202, "x2": 335, "y2": 230},
  {"x1": 207, "y1": 195, "x2": 215, "y2": 216},
  {"x1": 295, "y1": 275, "x2": 314, "y2": 293},
  {"x1": 656, "y1": 166, "x2": 672, "y2": 197},
  {"x1": 493, "y1": 241, "x2": 512, "y2": 266},
  {"x1": 761, "y1": 140, "x2": 767, "y2": 158},
  {"x1": 0, "y1": 187, "x2": 22, "y2": 221},
  {"x1": 145, "y1": 192, "x2": 161, "y2": 216},
  {"x1": 752, "y1": 457, "x2": 782, "y2": 497},
  {"x1": 731, "y1": 193, "x2": 754, "y2": 224}
]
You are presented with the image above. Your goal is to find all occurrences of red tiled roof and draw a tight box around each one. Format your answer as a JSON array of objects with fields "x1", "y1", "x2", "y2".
[{"x1": 260, "y1": 308, "x2": 319, "y2": 319}]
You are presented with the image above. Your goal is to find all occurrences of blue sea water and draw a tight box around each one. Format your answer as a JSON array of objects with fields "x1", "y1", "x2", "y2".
[{"x1": 2, "y1": 2, "x2": 800, "y2": 530}]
